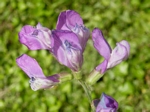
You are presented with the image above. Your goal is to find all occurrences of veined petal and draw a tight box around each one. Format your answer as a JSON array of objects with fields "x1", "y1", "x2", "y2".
[
  {"x1": 16, "y1": 54, "x2": 60, "y2": 91},
  {"x1": 107, "y1": 41, "x2": 129, "y2": 69},
  {"x1": 56, "y1": 10, "x2": 89, "y2": 51},
  {"x1": 56, "y1": 10, "x2": 83, "y2": 30},
  {"x1": 72, "y1": 24, "x2": 90, "y2": 50},
  {"x1": 36, "y1": 23, "x2": 53, "y2": 48},
  {"x1": 18, "y1": 23, "x2": 52, "y2": 50},
  {"x1": 16, "y1": 54, "x2": 45, "y2": 78},
  {"x1": 51, "y1": 30, "x2": 83, "y2": 71},
  {"x1": 29, "y1": 75, "x2": 59, "y2": 91},
  {"x1": 67, "y1": 47, "x2": 83, "y2": 71},
  {"x1": 92, "y1": 28, "x2": 112, "y2": 60}
]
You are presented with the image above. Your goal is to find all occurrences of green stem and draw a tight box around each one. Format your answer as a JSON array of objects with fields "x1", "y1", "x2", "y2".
[
  {"x1": 72, "y1": 71, "x2": 95, "y2": 112},
  {"x1": 78, "y1": 80, "x2": 95, "y2": 112},
  {"x1": 78, "y1": 80, "x2": 92, "y2": 102},
  {"x1": 86, "y1": 69, "x2": 104, "y2": 85}
]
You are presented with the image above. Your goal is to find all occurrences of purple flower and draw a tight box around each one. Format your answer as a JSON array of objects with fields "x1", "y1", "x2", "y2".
[
  {"x1": 93, "y1": 93, "x2": 118, "y2": 112},
  {"x1": 16, "y1": 54, "x2": 59, "y2": 91},
  {"x1": 92, "y1": 28, "x2": 130, "y2": 73},
  {"x1": 18, "y1": 23, "x2": 53, "y2": 50},
  {"x1": 56, "y1": 10, "x2": 90, "y2": 50},
  {"x1": 51, "y1": 30, "x2": 83, "y2": 71}
]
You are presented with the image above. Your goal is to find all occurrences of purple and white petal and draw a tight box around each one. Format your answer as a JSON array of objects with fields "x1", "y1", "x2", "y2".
[
  {"x1": 29, "y1": 74, "x2": 59, "y2": 91},
  {"x1": 16, "y1": 54, "x2": 61, "y2": 91},
  {"x1": 18, "y1": 23, "x2": 52, "y2": 50},
  {"x1": 16, "y1": 54, "x2": 45, "y2": 78},
  {"x1": 119, "y1": 40, "x2": 130, "y2": 59},
  {"x1": 51, "y1": 30, "x2": 83, "y2": 71},
  {"x1": 56, "y1": 10, "x2": 90, "y2": 51},
  {"x1": 92, "y1": 28, "x2": 112, "y2": 60},
  {"x1": 56, "y1": 10, "x2": 83, "y2": 30},
  {"x1": 96, "y1": 93, "x2": 118, "y2": 112},
  {"x1": 107, "y1": 41, "x2": 129, "y2": 69},
  {"x1": 72, "y1": 24, "x2": 90, "y2": 50}
]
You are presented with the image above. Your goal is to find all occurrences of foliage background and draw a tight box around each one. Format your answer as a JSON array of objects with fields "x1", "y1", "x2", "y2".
[{"x1": 0, "y1": 0, "x2": 150, "y2": 112}]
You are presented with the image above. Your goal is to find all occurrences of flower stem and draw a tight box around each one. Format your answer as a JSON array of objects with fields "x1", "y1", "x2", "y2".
[
  {"x1": 78, "y1": 80, "x2": 95, "y2": 112},
  {"x1": 86, "y1": 69, "x2": 104, "y2": 85},
  {"x1": 72, "y1": 71, "x2": 95, "y2": 112},
  {"x1": 78, "y1": 80, "x2": 92, "y2": 102}
]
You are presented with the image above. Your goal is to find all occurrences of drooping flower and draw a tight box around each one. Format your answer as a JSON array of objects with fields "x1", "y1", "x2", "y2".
[
  {"x1": 51, "y1": 30, "x2": 83, "y2": 72},
  {"x1": 93, "y1": 93, "x2": 118, "y2": 112},
  {"x1": 16, "y1": 54, "x2": 72, "y2": 91},
  {"x1": 92, "y1": 28, "x2": 130, "y2": 74},
  {"x1": 18, "y1": 23, "x2": 53, "y2": 50},
  {"x1": 56, "y1": 10, "x2": 90, "y2": 50}
]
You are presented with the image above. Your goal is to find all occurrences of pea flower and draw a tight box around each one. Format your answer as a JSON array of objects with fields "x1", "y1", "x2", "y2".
[
  {"x1": 18, "y1": 23, "x2": 53, "y2": 50},
  {"x1": 87, "y1": 28, "x2": 130, "y2": 85},
  {"x1": 16, "y1": 54, "x2": 72, "y2": 91},
  {"x1": 56, "y1": 10, "x2": 90, "y2": 51},
  {"x1": 92, "y1": 28, "x2": 130, "y2": 74},
  {"x1": 18, "y1": 23, "x2": 83, "y2": 71},
  {"x1": 93, "y1": 93, "x2": 118, "y2": 112},
  {"x1": 51, "y1": 30, "x2": 83, "y2": 72},
  {"x1": 18, "y1": 10, "x2": 87, "y2": 72}
]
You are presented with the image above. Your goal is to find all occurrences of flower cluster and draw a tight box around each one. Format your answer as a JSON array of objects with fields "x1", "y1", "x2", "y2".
[{"x1": 17, "y1": 10, "x2": 130, "y2": 112}]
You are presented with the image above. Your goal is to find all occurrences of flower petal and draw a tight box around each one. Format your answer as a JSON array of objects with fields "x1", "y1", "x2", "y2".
[
  {"x1": 92, "y1": 28, "x2": 112, "y2": 60},
  {"x1": 95, "y1": 60, "x2": 108, "y2": 74},
  {"x1": 16, "y1": 54, "x2": 45, "y2": 78},
  {"x1": 18, "y1": 23, "x2": 52, "y2": 50},
  {"x1": 56, "y1": 10, "x2": 89, "y2": 51},
  {"x1": 96, "y1": 93, "x2": 118, "y2": 112},
  {"x1": 56, "y1": 10, "x2": 83, "y2": 30},
  {"x1": 119, "y1": 40, "x2": 130, "y2": 59},
  {"x1": 51, "y1": 30, "x2": 83, "y2": 71},
  {"x1": 29, "y1": 74, "x2": 59, "y2": 91},
  {"x1": 72, "y1": 24, "x2": 90, "y2": 51},
  {"x1": 107, "y1": 40, "x2": 130, "y2": 69}
]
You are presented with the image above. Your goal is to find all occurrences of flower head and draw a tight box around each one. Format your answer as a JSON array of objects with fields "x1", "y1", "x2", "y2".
[
  {"x1": 18, "y1": 23, "x2": 53, "y2": 50},
  {"x1": 16, "y1": 54, "x2": 59, "y2": 91},
  {"x1": 92, "y1": 28, "x2": 130, "y2": 73},
  {"x1": 56, "y1": 10, "x2": 90, "y2": 50},
  {"x1": 51, "y1": 30, "x2": 83, "y2": 71},
  {"x1": 93, "y1": 93, "x2": 118, "y2": 112}
]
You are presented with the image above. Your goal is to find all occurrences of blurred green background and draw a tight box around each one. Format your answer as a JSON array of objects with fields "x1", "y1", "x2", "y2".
[{"x1": 0, "y1": 0, "x2": 150, "y2": 112}]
